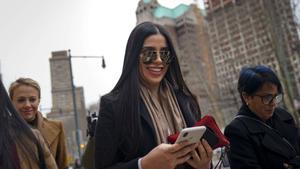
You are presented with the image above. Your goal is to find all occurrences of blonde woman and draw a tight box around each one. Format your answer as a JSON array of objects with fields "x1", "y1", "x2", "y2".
[
  {"x1": 0, "y1": 79, "x2": 57, "y2": 169},
  {"x1": 9, "y1": 78, "x2": 68, "y2": 169}
]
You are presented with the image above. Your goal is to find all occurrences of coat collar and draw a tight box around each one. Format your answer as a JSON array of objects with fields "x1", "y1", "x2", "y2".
[
  {"x1": 237, "y1": 105, "x2": 294, "y2": 133},
  {"x1": 235, "y1": 105, "x2": 297, "y2": 160},
  {"x1": 35, "y1": 111, "x2": 60, "y2": 146},
  {"x1": 139, "y1": 100, "x2": 155, "y2": 138}
]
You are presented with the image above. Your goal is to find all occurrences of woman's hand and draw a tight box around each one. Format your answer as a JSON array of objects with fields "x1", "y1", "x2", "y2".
[
  {"x1": 187, "y1": 139, "x2": 213, "y2": 169},
  {"x1": 141, "y1": 141, "x2": 198, "y2": 169}
]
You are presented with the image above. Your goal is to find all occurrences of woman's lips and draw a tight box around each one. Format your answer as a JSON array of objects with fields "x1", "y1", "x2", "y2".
[
  {"x1": 147, "y1": 67, "x2": 164, "y2": 76},
  {"x1": 22, "y1": 110, "x2": 33, "y2": 115}
]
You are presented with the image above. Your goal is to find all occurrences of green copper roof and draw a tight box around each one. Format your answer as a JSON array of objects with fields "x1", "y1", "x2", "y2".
[
  {"x1": 143, "y1": 0, "x2": 151, "y2": 4},
  {"x1": 153, "y1": 4, "x2": 190, "y2": 19}
]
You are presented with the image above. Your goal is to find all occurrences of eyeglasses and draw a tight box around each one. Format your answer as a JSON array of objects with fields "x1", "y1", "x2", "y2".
[
  {"x1": 253, "y1": 93, "x2": 283, "y2": 105},
  {"x1": 140, "y1": 47, "x2": 172, "y2": 64}
]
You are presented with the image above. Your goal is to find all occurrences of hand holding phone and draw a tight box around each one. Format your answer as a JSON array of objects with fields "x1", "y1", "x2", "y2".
[{"x1": 168, "y1": 115, "x2": 229, "y2": 149}]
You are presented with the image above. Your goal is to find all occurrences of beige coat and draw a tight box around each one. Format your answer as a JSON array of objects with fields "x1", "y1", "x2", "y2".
[
  {"x1": 35, "y1": 112, "x2": 68, "y2": 169},
  {"x1": 17, "y1": 129, "x2": 58, "y2": 169}
]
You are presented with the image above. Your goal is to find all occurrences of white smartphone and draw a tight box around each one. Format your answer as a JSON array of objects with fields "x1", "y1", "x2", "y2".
[{"x1": 175, "y1": 126, "x2": 207, "y2": 144}]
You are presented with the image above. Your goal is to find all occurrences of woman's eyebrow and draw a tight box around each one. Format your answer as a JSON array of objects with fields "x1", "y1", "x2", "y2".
[
  {"x1": 256, "y1": 93, "x2": 278, "y2": 96},
  {"x1": 161, "y1": 47, "x2": 169, "y2": 50},
  {"x1": 142, "y1": 46, "x2": 155, "y2": 50}
]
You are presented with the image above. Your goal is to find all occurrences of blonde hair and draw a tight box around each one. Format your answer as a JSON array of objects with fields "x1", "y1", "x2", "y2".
[{"x1": 9, "y1": 78, "x2": 41, "y2": 99}]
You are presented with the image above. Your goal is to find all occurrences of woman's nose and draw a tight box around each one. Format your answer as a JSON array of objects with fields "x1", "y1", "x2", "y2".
[
  {"x1": 24, "y1": 100, "x2": 31, "y2": 107},
  {"x1": 153, "y1": 52, "x2": 163, "y2": 63}
]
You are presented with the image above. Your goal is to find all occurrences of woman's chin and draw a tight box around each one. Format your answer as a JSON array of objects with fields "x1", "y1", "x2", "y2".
[
  {"x1": 24, "y1": 115, "x2": 36, "y2": 122},
  {"x1": 263, "y1": 111, "x2": 274, "y2": 119}
]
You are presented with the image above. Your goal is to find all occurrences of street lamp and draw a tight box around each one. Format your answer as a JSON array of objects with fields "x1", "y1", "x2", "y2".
[{"x1": 67, "y1": 49, "x2": 105, "y2": 158}]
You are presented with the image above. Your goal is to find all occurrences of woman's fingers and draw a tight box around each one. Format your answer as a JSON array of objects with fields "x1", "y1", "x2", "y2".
[
  {"x1": 197, "y1": 140, "x2": 206, "y2": 159},
  {"x1": 176, "y1": 144, "x2": 197, "y2": 158},
  {"x1": 168, "y1": 141, "x2": 193, "y2": 153},
  {"x1": 186, "y1": 140, "x2": 213, "y2": 169},
  {"x1": 176, "y1": 153, "x2": 192, "y2": 165},
  {"x1": 186, "y1": 150, "x2": 198, "y2": 167},
  {"x1": 156, "y1": 140, "x2": 213, "y2": 168},
  {"x1": 159, "y1": 142, "x2": 197, "y2": 166},
  {"x1": 201, "y1": 139, "x2": 213, "y2": 158},
  {"x1": 197, "y1": 139, "x2": 213, "y2": 159},
  {"x1": 190, "y1": 149, "x2": 200, "y2": 162}
]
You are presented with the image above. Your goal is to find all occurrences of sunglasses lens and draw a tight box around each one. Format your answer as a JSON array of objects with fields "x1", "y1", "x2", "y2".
[
  {"x1": 160, "y1": 50, "x2": 171, "y2": 64},
  {"x1": 140, "y1": 48, "x2": 172, "y2": 64},
  {"x1": 141, "y1": 50, "x2": 156, "y2": 64}
]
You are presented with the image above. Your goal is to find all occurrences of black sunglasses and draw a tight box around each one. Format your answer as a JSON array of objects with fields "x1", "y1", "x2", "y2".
[{"x1": 140, "y1": 47, "x2": 172, "y2": 64}]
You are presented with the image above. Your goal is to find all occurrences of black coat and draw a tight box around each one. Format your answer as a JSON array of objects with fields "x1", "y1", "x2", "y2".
[
  {"x1": 94, "y1": 90, "x2": 198, "y2": 169},
  {"x1": 224, "y1": 105, "x2": 300, "y2": 169}
]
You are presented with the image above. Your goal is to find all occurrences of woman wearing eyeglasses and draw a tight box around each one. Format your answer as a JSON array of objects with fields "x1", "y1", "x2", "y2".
[
  {"x1": 224, "y1": 65, "x2": 300, "y2": 169},
  {"x1": 94, "y1": 22, "x2": 213, "y2": 169}
]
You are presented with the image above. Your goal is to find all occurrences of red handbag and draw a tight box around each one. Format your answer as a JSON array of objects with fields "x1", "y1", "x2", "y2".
[{"x1": 167, "y1": 115, "x2": 230, "y2": 149}]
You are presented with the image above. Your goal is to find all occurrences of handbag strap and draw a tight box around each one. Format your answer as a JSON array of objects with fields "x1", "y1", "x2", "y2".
[{"x1": 235, "y1": 115, "x2": 296, "y2": 154}]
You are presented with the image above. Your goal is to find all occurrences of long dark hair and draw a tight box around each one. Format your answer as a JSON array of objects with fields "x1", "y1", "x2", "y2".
[
  {"x1": 0, "y1": 80, "x2": 46, "y2": 169},
  {"x1": 111, "y1": 22, "x2": 200, "y2": 153}
]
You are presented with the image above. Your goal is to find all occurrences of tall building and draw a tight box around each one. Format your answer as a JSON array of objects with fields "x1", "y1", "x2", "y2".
[
  {"x1": 136, "y1": 0, "x2": 225, "y2": 126},
  {"x1": 205, "y1": 0, "x2": 300, "y2": 124},
  {"x1": 48, "y1": 50, "x2": 88, "y2": 159}
]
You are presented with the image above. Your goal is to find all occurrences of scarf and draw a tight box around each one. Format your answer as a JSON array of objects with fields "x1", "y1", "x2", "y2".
[{"x1": 140, "y1": 80, "x2": 187, "y2": 144}]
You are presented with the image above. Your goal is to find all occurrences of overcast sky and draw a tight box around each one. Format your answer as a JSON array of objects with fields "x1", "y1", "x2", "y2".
[
  {"x1": 1, "y1": 0, "x2": 299, "y2": 114},
  {"x1": 0, "y1": 0, "x2": 202, "y2": 113}
]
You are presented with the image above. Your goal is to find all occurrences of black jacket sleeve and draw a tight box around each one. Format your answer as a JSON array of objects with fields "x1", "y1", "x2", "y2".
[{"x1": 94, "y1": 96, "x2": 139, "y2": 169}]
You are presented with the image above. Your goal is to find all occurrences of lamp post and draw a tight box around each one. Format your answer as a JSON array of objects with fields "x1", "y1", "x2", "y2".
[{"x1": 67, "y1": 49, "x2": 105, "y2": 158}]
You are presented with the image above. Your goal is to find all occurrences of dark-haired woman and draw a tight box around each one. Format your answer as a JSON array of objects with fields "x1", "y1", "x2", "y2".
[
  {"x1": 0, "y1": 80, "x2": 57, "y2": 169},
  {"x1": 94, "y1": 22, "x2": 213, "y2": 169},
  {"x1": 224, "y1": 65, "x2": 300, "y2": 169}
]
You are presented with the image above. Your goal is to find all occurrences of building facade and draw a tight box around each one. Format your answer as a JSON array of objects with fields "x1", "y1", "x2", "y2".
[
  {"x1": 205, "y1": 0, "x2": 300, "y2": 124},
  {"x1": 48, "y1": 50, "x2": 88, "y2": 159},
  {"x1": 136, "y1": 0, "x2": 225, "y2": 126}
]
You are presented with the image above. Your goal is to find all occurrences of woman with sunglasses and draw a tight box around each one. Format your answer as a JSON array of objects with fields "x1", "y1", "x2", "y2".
[
  {"x1": 0, "y1": 79, "x2": 57, "y2": 169},
  {"x1": 94, "y1": 22, "x2": 213, "y2": 169},
  {"x1": 224, "y1": 65, "x2": 300, "y2": 169}
]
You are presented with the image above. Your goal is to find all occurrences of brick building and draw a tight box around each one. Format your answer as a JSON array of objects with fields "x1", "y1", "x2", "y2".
[{"x1": 205, "y1": 0, "x2": 300, "y2": 124}]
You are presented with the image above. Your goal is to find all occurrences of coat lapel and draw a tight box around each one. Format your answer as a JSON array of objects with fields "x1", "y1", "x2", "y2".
[
  {"x1": 175, "y1": 93, "x2": 196, "y2": 127},
  {"x1": 261, "y1": 132, "x2": 296, "y2": 159},
  {"x1": 139, "y1": 100, "x2": 156, "y2": 138},
  {"x1": 36, "y1": 112, "x2": 60, "y2": 147}
]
